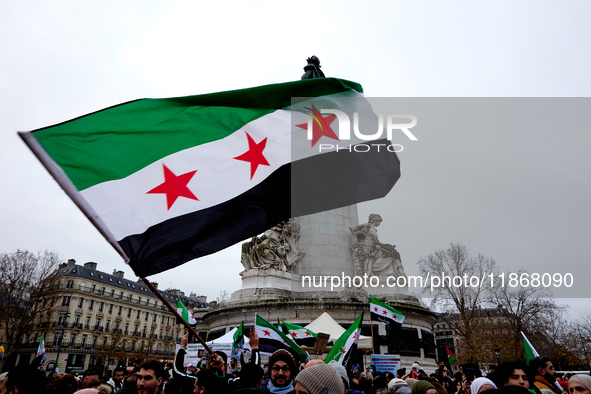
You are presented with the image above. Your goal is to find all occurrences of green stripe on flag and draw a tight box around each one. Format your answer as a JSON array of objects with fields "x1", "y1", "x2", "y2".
[
  {"x1": 325, "y1": 313, "x2": 363, "y2": 365},
  {"x1": 256, "y1": 314, "x2": 309, "y2": 362},
  {"x1": 522, "y1": 331, "x2": 539, "y2": 365},
  {"x1": 32, "y1": 78, "x2": 362, "y2": 191}
]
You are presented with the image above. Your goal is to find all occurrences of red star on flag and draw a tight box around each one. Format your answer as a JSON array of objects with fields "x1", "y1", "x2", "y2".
[
  {"x1": 292, "y1": 332, "x2": 298, "y2": 338},
  {"x1": 147, "y1": 164, "x2": 198, "y2": 210},
  {"x1": 262, "y1": 329, "x2": 271, "y2": 337},
  {"x1": 353, "y1": 333, "x2": 357, "y2": 339},
  {"x1": 295, "y1": 104, "x2": 339, "y2": 147},
  {"x1": 342, "y1": 348, "x2": 347, "y2": 355},
  {"x1": 374, "y1": 307, "x2": 379, "y2": 312},
  {"x1": 382, "y1": 309, "x2": 388, "y2": 315},
  {"x1": 305, "y1": 332, "x2": 312, "y2": 336},
  {"x1": 233, "y1": 132, "x2": 270, "y2": 179}
]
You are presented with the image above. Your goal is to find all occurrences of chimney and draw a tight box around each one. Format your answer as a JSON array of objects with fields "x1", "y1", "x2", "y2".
[
  {"x1": 151, "y1": 282, "x2": 158, "y2": 289},
  {"x1": 113, "y1": 270, "x2": 124, "y2": 279},
  {"x1": 67, "y1": 259, "x2": 76, "y2": 267},
  {"x1": 84, "y1": 262, "x2": 97, "y2": 270}
]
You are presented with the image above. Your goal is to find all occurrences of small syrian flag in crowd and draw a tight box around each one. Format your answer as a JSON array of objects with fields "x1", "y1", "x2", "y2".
[
  {"x1": 233, "y1": 322, "x2": 245, "y2": 351},
  {"x1": 324, "y1": 313, "x2": 363, "y2": 369},
  {"x1": 36, "y1": 332, "x2": 46, "y2": 364},
  {"x1": 369, "y1": 296, "x2": 405, "y2": 327},
  {"x1": 445, "y1": 344, "x2": 457, "y2": 363},
  {"x1": 282, "y1": 322, "x2": 318, "y2": 347},
  {"x1": 176, "y1": 300, "x2": 196, "y2": 325},
  {"x1": 255, "y1": 314, "x2": 309, "y2": 363},
  {"x1": 521, "y1": 331, "x2": 539, "y2": 365},
  {"x1": 19, "y1": 78, "x2": 401, "y2": 278}
]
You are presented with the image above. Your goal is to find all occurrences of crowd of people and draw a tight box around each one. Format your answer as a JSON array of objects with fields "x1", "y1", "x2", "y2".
[{"x1": 1, "y1": 332, "x2": 590, "y2": 394}]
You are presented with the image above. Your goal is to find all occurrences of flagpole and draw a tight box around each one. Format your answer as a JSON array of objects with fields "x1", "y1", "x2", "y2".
[
  {"x1": 142, "y1": 278, "x2": 212, "y2": 353},
  {"x1": 369, "y1": 314, "x2": 375, "y2": 355}
]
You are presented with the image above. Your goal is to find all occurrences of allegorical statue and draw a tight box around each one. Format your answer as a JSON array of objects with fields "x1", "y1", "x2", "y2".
[
  {"x1": 240, "y1": 219, "x2": 304, "y2": 273},
  {"x1": 301, "y1": 56, "x2": 325, "y2": 80},
  {"x1": 350, "y1": 214, "x2": 406, "y2": 279}
]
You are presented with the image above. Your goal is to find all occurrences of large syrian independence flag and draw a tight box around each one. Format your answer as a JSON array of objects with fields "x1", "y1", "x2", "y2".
[
  {"x1": 369, "y1": 295, "x2": 405, "y2": 327},
  {"x1": 19, "y1": 78, "x2": 401, "y2": 277},
  {"x1": 255, "y1": 314, "x2": 309, "y2": 363},
  {"x1": 282, "y1": 322, "x2": 318, "y2": 347},
  {"x1": 324, "y1": 313, "x2": 363, "y2": 369}
]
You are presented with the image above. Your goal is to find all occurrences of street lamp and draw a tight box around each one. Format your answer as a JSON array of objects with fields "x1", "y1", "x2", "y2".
[{"x1": 494, "y1": 346, "x2": 501, "y2": 364}]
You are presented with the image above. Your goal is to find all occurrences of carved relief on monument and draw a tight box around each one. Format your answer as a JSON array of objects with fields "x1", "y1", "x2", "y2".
[
  {"x1": 350, "y1": 214, "x2": 406, "y2": 280},
  {"x1": 240, "y1": 218, "x2": 305, "y2": 274}
]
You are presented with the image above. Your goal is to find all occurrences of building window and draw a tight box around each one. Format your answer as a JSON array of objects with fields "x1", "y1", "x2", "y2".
[
  {"x1": 99, "y1": 302, "x2": 104, "y2": 312},
  {"x1": 91, "y1": 284, "x2": 96, "y2": 293},
  {"x1": 80, "y1": 282, "x2": 86, "y2": 291},
  {"x1": 81, "y1": 334, "x2": 87, "y2": 347},
  {"x1": 127, "y1": 308, "x2": 132, "y2": 318},
  {"x1": 92, "y1": 336, "x2": 97, "y2": 347},
  {"x1": 118, "y1": 306, "x2": 122, "y2": 315},
  {"x1": 110, "y1": 289, "x2": 115, "y2": 297},
  {"x1": 100, "y1": 287, "x2": 106, "y2": 295},
  {"x1": 58, "y1": 313, "x2": 69, "y2": 326},
  {"x1": 134, "y1": 325, "x2": 139, "y2": 335},
  {"x1": 70, "y1": 334, "x2": 76, "y2": 346},
  {"x1": 106, "y1": 320, "x2": 111, "y2": 331},
  {"x1": 125, "y1": 323, "x2": 129, "y2": 334},
  {"x1": 78, "y1": 298, "x2": 84, "y2": 308},
  {"x1": 88, "y1": 300, "x2": 94, "y2": 310},
  {"x1": 74, "y1": 315, "x2": 81, "y2": 325},
  {"x1": 53, "y1": 332, "x2": 63, "y2": 346},
  {"x1": 161, "y1": 316, "x2": 165, "y2": 324},
  {"x1": 153, "y1": 314, "x2": 157, "y2": 323},
  {"x1": 62, "y1": 296, "x2": 71, "y2": 306},
  {"x1": 85, "y1": 316, "x2": 91, "y2": 329},
  {"x1": 119, "y1": 291, "x2": 123, "y2": 300},
  {"x1": 145, "y1": 312, "x2": 149, "y2": 321},
  {"x1": 167, "y1": 317, "x2": 170, "y2": 324},
  {"x1": 66, "y1": 280, "x2": 74, "y2": 289},
  {"x1": 136, "y1": 310, "x2": 140, "y2": 319},
  {"x1": 108, "y1": 304, "x2": 113, "y2": 314},
  {"x1": 138, "y1": 296, "x2": 142, "y2": 305}
]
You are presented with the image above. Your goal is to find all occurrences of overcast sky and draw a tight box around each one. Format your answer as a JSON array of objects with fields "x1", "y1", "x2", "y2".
[{"x1": 1, "y1": 1, "x2": 590, "y2": 311}]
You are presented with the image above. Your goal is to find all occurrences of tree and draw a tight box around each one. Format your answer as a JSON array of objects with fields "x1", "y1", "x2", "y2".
[
  {"x1": 418, "y1": 243, "x2": 496, "y2": 362},
  {"x1": 0, "y1": 250, "x2": 61, "y2": 370}
]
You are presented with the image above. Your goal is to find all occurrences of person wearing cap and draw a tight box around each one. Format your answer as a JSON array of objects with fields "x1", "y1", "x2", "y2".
[{"x1": 294, "y1": 363, "x2": 345, "y2": 394}]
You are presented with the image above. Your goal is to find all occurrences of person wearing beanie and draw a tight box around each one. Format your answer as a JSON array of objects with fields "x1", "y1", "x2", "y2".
[
  {"x1": 259, "y1": 349, "x2": 299, "y2": 394},
  {"x1": 294, "y1": 363, "x2": 345, "y2": 394},
  {"x1": 410, "y1": 364, "x2": 421, "y2": 379}
]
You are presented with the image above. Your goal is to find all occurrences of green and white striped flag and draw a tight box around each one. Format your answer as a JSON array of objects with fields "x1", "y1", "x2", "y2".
[
  {"x1": 521, "y1": 331, "x2": 539, "y2": 365},
  {"x1": 233, "y1": 322, "x2": 245, "y2": 350},
  {"x1": 176, "y1": 300, "x2": 196, "y2": 325},
  {"x1": 325, "y1": 313, "x2": 363, "y2": 368},
  {"x1": 283, "y1": 322, "x2": 318, "y2": 347},
  {"x1": 255, "y1": 314, "x2": 309, "y2": 363},
  {"x1": 369, "y1": 295, "x2": 405, "y2": 327},
  {"x1": 19, "y1": 78, "x2": 401, "y2": 278}
]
